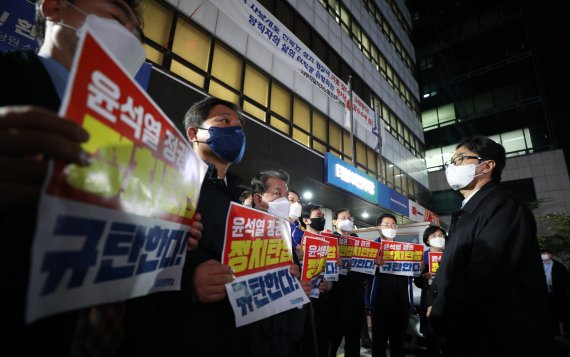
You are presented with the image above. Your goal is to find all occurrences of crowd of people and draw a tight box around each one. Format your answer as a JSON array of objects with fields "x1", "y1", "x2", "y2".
[{"x1": 2, "y1": 1, "x2": 568, "y2": 356}]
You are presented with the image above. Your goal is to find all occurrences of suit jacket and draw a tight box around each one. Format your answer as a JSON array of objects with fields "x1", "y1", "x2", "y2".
[
  {"x1": 0, "y1": 51, "x2": 79, "y2": 354},
  {"x1": 430, "y1": 182, "x2": 550, "y2": 355}
]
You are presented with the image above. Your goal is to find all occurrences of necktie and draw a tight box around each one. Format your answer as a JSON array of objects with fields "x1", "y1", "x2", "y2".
[{"x1": 84, "y1": 302, "x2": 125, "y2": 357}]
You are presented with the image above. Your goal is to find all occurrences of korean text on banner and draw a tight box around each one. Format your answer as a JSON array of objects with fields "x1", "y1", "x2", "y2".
[
  {"x1": 321, "y1": 232, "x2": 354, "y2": 276},
  {"x1": 301, "y1": 231, "x2": 338, "y2": 281},
  {"x1": 26, "y1": 31, "x2": 207, "y2": 323},
  {"x1": 222, "y1": 203, "x2": 310, "y2": 327},
  {"x1": 378, "y1": 241, "x2": 424, "y2": 277},
  {"x1": 208, "y1": 0, "x2": 378, "y2": 150},
  {"x1": 349, "y1": 237, "x2": 381, "y2": 276},
  {"x1": 429, "y1": 252, "x2": 443, "y2": 274},
  {"x1": 300, "y1": 236, "x2": 329, "y2": 281}
]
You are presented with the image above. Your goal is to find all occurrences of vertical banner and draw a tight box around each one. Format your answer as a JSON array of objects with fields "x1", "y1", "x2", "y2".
[
  {"x1": 26, "y1": 31, "x2": 206, "y2": 323},
  {"x1": 378, "y1": 241, "x2": 424, "y2": 277},
  {"x1": 349, "y1": 237, "x2": 381, "y2": 275},
  {"x1": 429, "y1": 252, "x2": 443, "y2": 274},
  {"x1": 209, "y1": 0, "x2": 378, "y2": 151},
  {"x1": 222, "y1": 203, "x2": 310, "y2": 327}
]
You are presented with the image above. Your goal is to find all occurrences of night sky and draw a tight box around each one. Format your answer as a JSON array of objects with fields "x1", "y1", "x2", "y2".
[{"x1": 525, "y1": 1, "x2": 569, "y2": 168}]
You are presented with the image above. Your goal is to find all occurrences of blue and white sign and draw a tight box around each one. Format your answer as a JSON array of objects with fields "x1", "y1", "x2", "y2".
[
  {"x1": 389, "y1": 188, "x2": 409, "y2": 217},
  {"x1": 324, "y1": 153, "x2": 378, "y2": 204},
  {"x1": 0, "y1": 0, "x2": 39, "y2": 53}
]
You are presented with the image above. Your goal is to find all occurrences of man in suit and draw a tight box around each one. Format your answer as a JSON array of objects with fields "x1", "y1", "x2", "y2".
[
  {"x1": 541, "y1": 248, "x2": 570, "y2": 336},
  {"x1": 123, "y1": 96, "x2": 247, "y2": 356},
  {"x1": 428, "y1": 136, "x2": 550, "y2": 356}
]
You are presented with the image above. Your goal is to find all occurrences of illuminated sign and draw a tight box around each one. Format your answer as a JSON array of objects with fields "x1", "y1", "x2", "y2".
[{"x1": 324, "y1": 153, "x2": 378, "y2": 204}]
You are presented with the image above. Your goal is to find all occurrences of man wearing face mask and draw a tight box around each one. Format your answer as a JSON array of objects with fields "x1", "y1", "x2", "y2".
[
  {"x1": 328, "y1": 208, "x2": 367, "y2": 357},
  {"x1": 0, "y1": 1, "x2": 201, "y2": 355},
  {"x1": 540, "y1": 248, "x2": 570, "y2": 337},
  {"x1": 413, "y1": 226, "x2": 447, "y2": 357},
  {"x1": 299, "y1": 204, "x2": 333, "y2": 357},
  {"x1": 124, "y1": 96, "x2": 249, "y2": 356},
  {"x1": 250, "y1": 169, "x2": 317, "y2": 357},
  {"x1": 428, "y1": 136, "x2": 550, "y2": 356},
  {"x1": 366, "y1": 213, "x2": 415, "y2": 357}
]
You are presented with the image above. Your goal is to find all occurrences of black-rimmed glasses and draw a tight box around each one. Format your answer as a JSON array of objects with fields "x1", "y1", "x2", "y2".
[{"x1": 444, "y1": 154, "x2": 483, "y2": 167}]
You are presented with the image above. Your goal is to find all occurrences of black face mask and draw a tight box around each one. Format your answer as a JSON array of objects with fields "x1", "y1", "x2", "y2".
[{"x1": 308, "y1": 217, "x2": 326, "y2": 232}]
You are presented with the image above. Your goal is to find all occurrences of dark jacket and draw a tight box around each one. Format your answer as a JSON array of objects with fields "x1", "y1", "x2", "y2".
[
  {"x1": 0, "y1": 51, "x2": 79, "y2": 354},
  {"x1": 430, "y1": 182, "x2": 550, "y2": 356}
]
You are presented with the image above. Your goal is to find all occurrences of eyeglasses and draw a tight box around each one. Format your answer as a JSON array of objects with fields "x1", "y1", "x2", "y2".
[
  {"x1": 379, "y1": 223, "x2": 397, "y2": 229},
  {"x1": 444, "y1": 154, "x2": 483, "y2": 167}
]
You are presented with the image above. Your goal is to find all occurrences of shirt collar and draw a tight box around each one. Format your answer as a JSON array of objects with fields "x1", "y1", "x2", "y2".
[
  {"x1": 461, "y1": 187, "x2": 482, "y2": 208},
  {"x1": 37, "y1": 52, "x2": 69, "y2": 100}
]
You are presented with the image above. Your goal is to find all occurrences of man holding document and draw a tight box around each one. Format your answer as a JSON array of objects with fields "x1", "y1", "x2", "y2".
[{"x1": 0, "y1": 0, "x2": 202, "y2": 354}]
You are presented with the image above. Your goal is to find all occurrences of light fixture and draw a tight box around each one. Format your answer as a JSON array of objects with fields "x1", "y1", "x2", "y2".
[
  {"x1": 362, "y1": 212, "x2": 369, "y2": 218},
  {"x1": 302, "y1": 191, "x2": 313, "y2": 200}
]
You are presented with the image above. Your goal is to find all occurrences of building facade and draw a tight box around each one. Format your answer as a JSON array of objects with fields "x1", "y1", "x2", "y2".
[
  {"x1": 411, "y1": 0, "x2": 570, "y2": 231},
  {"x1": 141, "y1": 0, "x2": 432, "y2": 227}
]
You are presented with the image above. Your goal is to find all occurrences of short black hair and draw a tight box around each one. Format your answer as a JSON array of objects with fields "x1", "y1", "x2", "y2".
[
  {"x1": 422, "y1": 226, "x2": 447, "y2": 246},
  {"x1": 300, "y1": 204, "x2": 322, "y2": 228},
  {"x1": 288, "y1": 189, "x2": 301, "y2": 203},
  {"x1": 183, "y1": 96, "x2": 242, "y2": 132},
  {"x1": 250, "y1": 169, "x2": 290, "y2": 208},
  {"x1": 456, "y1": 135, "x2": 506, "y2": 183},
  {"x1": 239, "y1": 190, "x2": 251, "y2": 204},
  {"x1": 376, "y1": 213, "x2": 396, "y2": 226},
  {"x1": 332, "y1": 208, "x2": 350, "y2": 220}
]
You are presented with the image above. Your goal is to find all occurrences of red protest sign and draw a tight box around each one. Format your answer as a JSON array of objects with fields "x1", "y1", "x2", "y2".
[{"x1": 222, "y1": 203, "x2": 293, "y2": 277}]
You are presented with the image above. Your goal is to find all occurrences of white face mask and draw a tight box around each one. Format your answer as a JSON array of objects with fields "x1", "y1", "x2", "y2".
[
  {"x1": 289, "y1": 202, "x2": 302, "y2": 220},
  {"x1": 541, "y1": 254, "x2": 550, "y2": 261},
  {"x1": 381, "y1": 228, "x2": 397, "y2": 239},
  {"x1": 337, "y1": 219, "x2": 354, "y2": 232},
  {"x1": 50, "y1": 3, "x2": 145, "y2": 77},
  {"x1": 445, "y1": 162, "x2": 485, "y2": 190},
  {"x1": 267, "y1": 197, "x2": 291, "y2": 219},
  {"x1": 429, "y1": 237, "x2": 445, "y2": 249}
]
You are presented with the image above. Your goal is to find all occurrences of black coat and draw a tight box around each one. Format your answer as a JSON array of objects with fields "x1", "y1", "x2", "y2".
[{"x1": 430, "y1": 182, "x2": 550, "y2": 356}]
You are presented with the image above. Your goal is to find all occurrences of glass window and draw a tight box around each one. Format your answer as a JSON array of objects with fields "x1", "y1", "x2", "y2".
[
  {"x1": 422, "y1": 108, "x2": 438, "y2": 129},
  {"x1": 501, "y1": 129, "x2": 526, "y2": 154},
  {"x1": 244, "y1": 64, "x2": 269, "y2": 106},
  {"x1": 293, "y1": 128, "x2": 310, "y2": 147},
  {"x1": 243, "y1": 100, "x2": 266, "y2": 122},
  {"x1": 270, "y1": 115, "x2": 290, "y2": 134},
  {"x1": 438, "y1": 103, "x2": 456, "y2": 125},
  {"x1": 144, "y1": 44, "x2": 163, "y2": 65},
  {"x1": 143, "y1": 0, "x2": 172, "y2": 46},
  {"x1": 312, "y1": 140, "x2": 326, "y2": 154},
  {"x1": 329, "y1": 121, "x2": 342, "y2": 151},
  {"x1": 173, "y1": 19, "x2": 211, "y2": 71},
  {"x1": 208, "y1": 80, "x2": 239, "y2": 104},
  {"x1": 473, "y1": 92, "x2": 493, "y2": 112},
  {"x1": 270, "y1": 82, "x2": 291, "y2": 120},
  {"x1": 425, "y1": 147, "x2": 444, "y2": 170},
  {"x1": 343, "y1": 130, "x2": 351, "y2": 158},
  {"x1": 170, "y1": 60, "x2": 204, "y2": 87},
  {"x1": 312, "y1": 111, "x2": 326, "y2": 141},
  {"x1": 211, "y1": 43, "x2": 242, "y2": 90},
  {"x1": 293, "y1": 97, "x2": 310, "y2": 132},
  {"x1": 356, "y1": 139, "x2": 366, "y2": 166},
  {"x1": 367, "y1": 147, "x2": 377, "y2": 174}
]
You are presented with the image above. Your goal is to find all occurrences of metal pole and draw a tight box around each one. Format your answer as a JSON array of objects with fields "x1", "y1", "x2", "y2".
[{"x1": 348, "y1": 75, "x2": 355, "y2": 166}]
